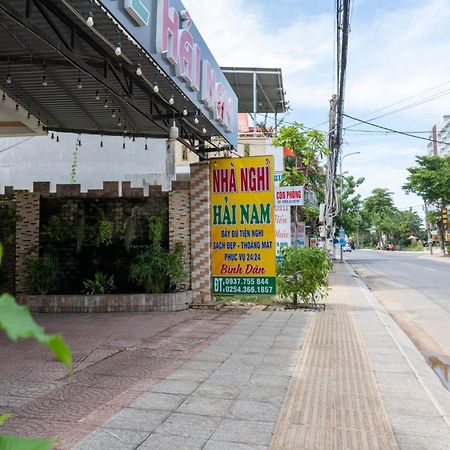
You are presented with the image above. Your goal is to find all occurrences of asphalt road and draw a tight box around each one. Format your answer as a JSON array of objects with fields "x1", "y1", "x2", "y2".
[{"x1": 346, "y1": 249, "x2": 450, "y2": 364}]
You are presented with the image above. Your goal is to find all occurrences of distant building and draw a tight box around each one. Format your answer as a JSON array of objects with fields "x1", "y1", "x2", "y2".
[
  {"x1": 175, "y1": 113, "x2": 285, "y2": 181},
  {"x1": 428, "y1": 115, "x2": 450, "y2": 157}
]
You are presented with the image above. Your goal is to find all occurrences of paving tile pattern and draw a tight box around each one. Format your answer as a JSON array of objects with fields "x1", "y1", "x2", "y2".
[
  {"x1": 269, "y1": 270, "x2": 400, "y2": 450},
  {"x1": 72, "y1": 311, "x2": 312, "y2": 449},
  {"x1": 0, "y1": 308, "x2": 246, "y2": 447}
]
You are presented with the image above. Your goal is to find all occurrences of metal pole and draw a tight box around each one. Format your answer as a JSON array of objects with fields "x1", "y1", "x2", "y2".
[
  {"x1": 253, "y1": 71, "x2": 257, "y2": 137},
  {"x1": 424, "y1": 201, "x2": 433, "y2": 255},
  {"x1": 339, "y1": 153, "x2": 343, "y2": 263}
]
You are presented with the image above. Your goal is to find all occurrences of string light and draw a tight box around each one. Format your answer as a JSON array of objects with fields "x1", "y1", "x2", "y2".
[
  {"x1": 132, "y1": 136, "x2": 136, "y2": 142},
  {"x1": 182, "y1": 107, "x2": 188, "y2": 116},
  {"x1": 170, "y1": 120, "x2": 179, "y2": 139},
  {"x1": 100, "y1": 135, "x2": 104, "y2": 148},
  {"x1": 136, "y1": 64, "x2": 142, "y2": 76},
  {"x1": 95, "y1": 89, "x2": 100, "y2": 100},
  {"x1": 6, "y1": 61, "x2": 11, "y2": 84},
  {"x1": 111, "y1": 108, "x2": 116, "y2": 118},
  {"x1": 2, "y1": 92, "x2": 6, "y2": 102},
  {"x1": 117, "y1": 117, "x2": 122, "y2": 127},
  {"x1": 86, "y1": 13, "x2": 94, "y2": 28},
  {"x1": 51, "y1": 132, "x2": 54, "y2": 140},
  {"x1": 169, "y1": 95, "x2": 174, "y2": 105},
  {"x1": 202, "y1": 126, "x2": 207, "y2": 134},
  {"x1": 104, "y1": 98, "x2": 108, "y2": 109},
  {"x1": 56, "y1": 135, "x2": 60, "y2": 143},
  {"x1": 15, "y1": 104, "x2": 19, "y2": 112},
  {"x1": 42, "y1": 75, "x2": 48, "y2": 87},
  {"x1": 77, "y1": 77, "x2": 83, "y2": 89},
  {"x1": 27, "y1": 111, "x2": 31, "y2": 119},
  {"x1": 145, "y1": 138, "x2": 148, "y2": 150},
  {"x1": 153, "y1": 82, "x2": 159, "y2": 94}
]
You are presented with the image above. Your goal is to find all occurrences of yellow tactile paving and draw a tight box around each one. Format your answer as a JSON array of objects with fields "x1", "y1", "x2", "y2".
[{"x1": 269, "y1": 271, "x2": 399, "y2": 450}]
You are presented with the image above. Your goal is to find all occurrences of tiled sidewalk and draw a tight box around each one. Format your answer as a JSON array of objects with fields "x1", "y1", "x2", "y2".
[{"x1": 73, "y1": 311, "x2": 312, "y2": 449}]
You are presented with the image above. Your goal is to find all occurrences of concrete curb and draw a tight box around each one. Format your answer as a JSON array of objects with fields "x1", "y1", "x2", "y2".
[{"x1": 344, "y1": 261, "x2": 450, "y2": 428}]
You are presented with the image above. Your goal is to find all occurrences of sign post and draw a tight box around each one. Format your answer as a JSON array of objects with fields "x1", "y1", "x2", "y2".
[{"x1": 210, "y1": 156, "x2": 276, "y2": 295}]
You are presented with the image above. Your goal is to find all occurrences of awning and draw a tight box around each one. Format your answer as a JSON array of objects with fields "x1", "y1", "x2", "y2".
[
  {"x1": 221, "y1": 67, "x2": 287, "y2": 115},
  {"x1": 0, "y1": 0, "x2": 237, "y2": 155}
]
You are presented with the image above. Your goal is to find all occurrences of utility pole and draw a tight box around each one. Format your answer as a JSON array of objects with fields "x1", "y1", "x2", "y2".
[
  {"x1": 324, "y1": 0, "x2": 351, "y2": 259},
  {"x1": 424, "y1": 201, "x2": 433, "y2": 255}
]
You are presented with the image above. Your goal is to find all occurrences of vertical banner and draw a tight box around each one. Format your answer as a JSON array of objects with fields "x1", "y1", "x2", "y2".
[
  {"x1": 211, "y1": 156, "x2": 276, "y2": 295},
  {"x1": 291, "y1": 222, "x2": 306, "y2": 247},
  {"x1": 275, "y1": 206, "x2": 291, "y2": 263}
]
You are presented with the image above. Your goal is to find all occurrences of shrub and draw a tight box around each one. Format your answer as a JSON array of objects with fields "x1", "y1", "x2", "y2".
[
  {"x1": 82, "y1": 272, "x2": 115, "y2": 295},
  {"x1": 129, "y1": 216, "x2": 185, "y2": 293},
  {"x1": 25, "y1": 254, "x2": 61, "y2": 295},
  {"x1": 277, "y1": 247, "x2": 332, "y2": 305}
]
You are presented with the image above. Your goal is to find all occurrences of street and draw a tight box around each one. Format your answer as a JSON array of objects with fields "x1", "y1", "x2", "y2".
[{"x1": 347, "y1": 249, "x2": 450, "y2": 388}]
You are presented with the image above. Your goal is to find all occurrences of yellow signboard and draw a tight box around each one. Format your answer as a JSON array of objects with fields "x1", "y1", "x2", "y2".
[{"x1": 210, "y1": 156, "x2": 276, "y2": 295}]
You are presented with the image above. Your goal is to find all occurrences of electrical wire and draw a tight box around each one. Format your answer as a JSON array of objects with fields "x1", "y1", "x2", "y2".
[
  {"x1": 343, "y1": 113, "x2": 449, "y2": 145},
  {"x1": 0, "y1": 136, "x2": 35, "y2": 154}
]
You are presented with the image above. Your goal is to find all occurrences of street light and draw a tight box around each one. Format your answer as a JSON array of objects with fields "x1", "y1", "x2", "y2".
[{"x1": 339, "y1": 151, "x2": 361, "y2": 263}]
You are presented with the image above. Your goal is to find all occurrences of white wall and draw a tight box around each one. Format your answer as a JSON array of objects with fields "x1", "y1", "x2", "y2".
[{"x1": 0, "y1": 133, "x2": 174, "y2": 193}]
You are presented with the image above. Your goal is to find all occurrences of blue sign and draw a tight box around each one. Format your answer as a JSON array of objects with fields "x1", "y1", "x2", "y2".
[
  {"x1": 339, "y1": 228, "x2": 345, "y2": 239},
  {"x1": 100, "y1": 0, "x2": 238, "y2": 149}
]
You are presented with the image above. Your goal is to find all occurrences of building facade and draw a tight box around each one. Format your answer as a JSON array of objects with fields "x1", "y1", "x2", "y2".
[{"x1": 428, "y1": 115, "x2": 450, "y2": 157}]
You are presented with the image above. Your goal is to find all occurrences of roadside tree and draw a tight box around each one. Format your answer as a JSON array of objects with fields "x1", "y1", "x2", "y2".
[{"x1": 403, "y1": 155, "x2": 450, "y2": 254}]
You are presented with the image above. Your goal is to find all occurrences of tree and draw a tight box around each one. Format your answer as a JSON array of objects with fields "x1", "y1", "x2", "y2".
[
  {"x1": 272, "y1": 123, "x2": 329, "y2": 238},
  {"x1": 335, "y1": 174, "x2": 365, "y2": 239},
  {"x1": 403, "y1": 155, "x2": 450, "y2": 254},
  {"x1": 362, "y1": 188, "x2": 398, "y2": 248}
]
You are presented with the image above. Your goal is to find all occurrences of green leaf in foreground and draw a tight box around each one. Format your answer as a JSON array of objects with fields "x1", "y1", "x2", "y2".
[
  {"x1": 0, "y1": 294, "x2": 72, "y2": 371},
  {"x1": 0, "y1": 435, "x2": 54, "y2": 450},
  {"x1": 0, "y1": 413, "x2": 12, "y2": 425}
]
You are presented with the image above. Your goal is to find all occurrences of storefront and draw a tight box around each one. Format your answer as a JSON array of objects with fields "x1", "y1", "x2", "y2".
[{"x1": 0, "y1": 0, "x2": 238, "y2": 155}]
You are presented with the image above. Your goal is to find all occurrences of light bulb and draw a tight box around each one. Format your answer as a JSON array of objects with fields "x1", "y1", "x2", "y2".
[
  {"x1": 42, "y1": 76, "x2": 48, "y2": 87},
  {"x1": 95, "y1": 90, "x2": 100, "y2": 100},
  {"x1": 153, "y1": 83, "x2": 159, "y2": 94},
  {"x1": 86, "y1": 15, "x2": 94, "y2": 27},
  {"x1": 15, "y1": 104, "x2": 19, "y2": 111},
  {"x1": 77, "y1": 78, "x2": 82, "y2": 89},
  {"x1": 38, "y1": 119, "x2": 41, "y2": 126},
  {"x1": 136, "y1": 65, "x2": 142, "y2": 76},
  {"x1": 202, "y1": 127, "x2": 207, "y2": 134},
  {"x1": 56, "y1": 135, "x2": 60, "y2": 143},
  {"x1": 169, "y1": 95, "x2": 174, "y2": 105},
  {"x1": 194, "y1": 116, "x2": 199, "y2": 124},
  {"x1": 27, "y1": 111, "x2": 31, "y2": 119},
  {"x1": 6, "y1": 74, "x2": 11, "y2": 84},
  {"x1": 182, "y1": 107, "x2": 188, "y2": 116},
  {"x1": 145, "y1": 141, "x2": 148, "y2": 150},
  {"x1": 170, "y1": 120, "x2": 179, "y2": 139},
  {"x1": 111, "y1": 109, "x2": 116, "y2": 118},
  {"x1": 115, "y1": 46, "x2": 122, "y2": 56},
  {"x1": 104, "y1": 99, "x2": 108, "y2": 109},
  {"x1": 2, "y1": 93, "x2": 6, "y2": 102},
  {"x1": 118, "y1": 118, "x2": 122, "y2": 127},
  {"x1": 123, "y1": 142, "x2": 126, "y2": 149},
  {"x1": 51, "y1": 132, "x2": 54, "y2": 140}
]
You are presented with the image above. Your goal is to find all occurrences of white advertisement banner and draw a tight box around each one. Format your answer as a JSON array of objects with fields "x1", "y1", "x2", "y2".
[
  {"x1": 275, "y1": 186, "x2": 304, "y2": 206},
  {"x1": 275, "y1": 206, "x2": 291, "y2": 262}
]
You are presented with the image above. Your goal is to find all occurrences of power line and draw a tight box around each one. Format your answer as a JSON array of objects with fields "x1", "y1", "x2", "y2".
[
  {"x1": 0, "y1": 136, "x2": 35, "y2": 154},
  {"x1": 343, "y1": 114, "x2": 449, "y2": 145}
]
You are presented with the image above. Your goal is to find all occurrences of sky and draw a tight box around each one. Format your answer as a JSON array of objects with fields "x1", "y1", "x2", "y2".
[{"x1": 183, "y1": 0, "x2": 450, "y2": 215}]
